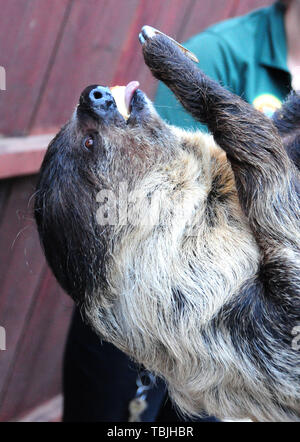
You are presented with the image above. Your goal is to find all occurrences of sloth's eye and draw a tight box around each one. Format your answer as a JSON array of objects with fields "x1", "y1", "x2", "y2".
[{"x1": 84, "y1": 136, "x2": 94, "y2": 150}]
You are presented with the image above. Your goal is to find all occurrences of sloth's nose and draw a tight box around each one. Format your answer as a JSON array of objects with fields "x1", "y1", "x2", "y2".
[
  {"x1": 88, "y1": 86, "x2": 115, "y2": 111},
  {"x1": 78, "y1": 84, "x2": 126, "y2": 125},
  {"x1": 79, "y1": 85, "x2": 116, "y2": 116}
]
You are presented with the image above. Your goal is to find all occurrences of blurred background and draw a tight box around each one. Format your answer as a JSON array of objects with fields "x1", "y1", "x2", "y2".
[{"x1": 0, "y1": 0, "x2": 273, "y2": 422}]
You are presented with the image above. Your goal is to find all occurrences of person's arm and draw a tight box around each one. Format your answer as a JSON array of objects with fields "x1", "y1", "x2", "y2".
[{"x1": 154, "y1": 31, "x2": 238, "y2": 132}]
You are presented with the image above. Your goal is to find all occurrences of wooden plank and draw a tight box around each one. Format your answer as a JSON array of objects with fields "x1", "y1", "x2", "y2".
[
  {"x1": 14, "y1": 394, "x2": 63, "y2": 422},
  {"x1": 178, "y1": 0, "x2": 274, "y2": 43},
  {"x1": 0, "y1": 268, "x2": 73, "y2": 421},
  {"x1": 0, "y1": 134, "x2": 53, "y2": 179},
  {"x1": 0, "y1": 0, "x2": 71, "y2": 136},
  {"x1": 0, "y1": 149, "x2": 44, "y2": 179},
  {"x1": 0, "y1": 176, "x2": 47, "y2": 407},
  {"x1": 178, "y1": 0, "x2": 237, "y2": 42},
  {"x1": 30, "y1": 0, "x2": 139, "y2": 133},
  {"x1": 233, "y1": 0, "x2": 274, "y2": 16},
  {"x1": 0, "y1": 173, "x2": 73, "y2": 421}
]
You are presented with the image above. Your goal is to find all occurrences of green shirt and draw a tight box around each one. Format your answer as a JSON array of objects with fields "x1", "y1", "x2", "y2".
[{"x1": 154, "y1": 1, "x2": 292, "y2": 131}]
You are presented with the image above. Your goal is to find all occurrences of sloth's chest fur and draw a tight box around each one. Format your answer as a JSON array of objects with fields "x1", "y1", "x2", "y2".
[{"x1": 104, "y1": 132, "x2": 261, "y2": 325}]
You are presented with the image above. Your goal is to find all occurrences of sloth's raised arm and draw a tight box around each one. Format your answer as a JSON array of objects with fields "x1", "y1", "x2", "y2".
[
  {"x1": 141, "y1": 31, "x2": 300, "y2": 247},
  {"x1": 142, "y1": 33, "x2": 284, "y2": 169}
]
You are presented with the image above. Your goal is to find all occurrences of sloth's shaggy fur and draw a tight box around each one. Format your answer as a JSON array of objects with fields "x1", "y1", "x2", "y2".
[{"x1": 35, "y1": 32, "x2": 300, "y2": 421}]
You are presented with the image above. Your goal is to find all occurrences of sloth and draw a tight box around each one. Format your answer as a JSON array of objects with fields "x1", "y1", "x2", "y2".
[{"x1": 34, "y1": 27, "x2": 300, "y2": 421}]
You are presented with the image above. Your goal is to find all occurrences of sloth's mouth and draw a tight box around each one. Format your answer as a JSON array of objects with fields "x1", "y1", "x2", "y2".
[
  {"x1": 125, "y1": 81, "x2": 140, "y2": 115},
  {"x1": 110, "y1": 81, "x2": 140, "y2": 121},
  {"x1": 77, "y1": 81, "x2": 147, "y2": 127}
]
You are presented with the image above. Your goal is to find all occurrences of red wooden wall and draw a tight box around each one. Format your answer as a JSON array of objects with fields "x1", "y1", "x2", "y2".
[{"x1": 0, "y1": 0, "x2": 273, "y2": 421}]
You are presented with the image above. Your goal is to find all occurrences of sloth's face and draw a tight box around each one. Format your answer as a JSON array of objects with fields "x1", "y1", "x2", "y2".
[
  {"x1": 34, "y1": 83, "x2": 174, "y2": 303},
  {"x1": 77, "y1": 82, "x2": 150, "y2": 129}
]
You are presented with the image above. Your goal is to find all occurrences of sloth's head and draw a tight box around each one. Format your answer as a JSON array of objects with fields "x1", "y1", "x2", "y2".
[{"x1": 34, "y1": 82, "x2": 175, "y2": 304}]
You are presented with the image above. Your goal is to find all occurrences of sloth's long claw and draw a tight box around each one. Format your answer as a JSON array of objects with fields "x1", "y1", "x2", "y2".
[
  {"x1": 139, "y1": 25, "x2": 199, "y2": 64},
  {"x1": 138, "y1": 33, "x2": 146, "y2": 45}
]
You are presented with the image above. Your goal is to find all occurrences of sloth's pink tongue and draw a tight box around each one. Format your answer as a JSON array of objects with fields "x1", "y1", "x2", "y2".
[{"x1": 125, "y1": 81, "x2": 140, "y2": 112}]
